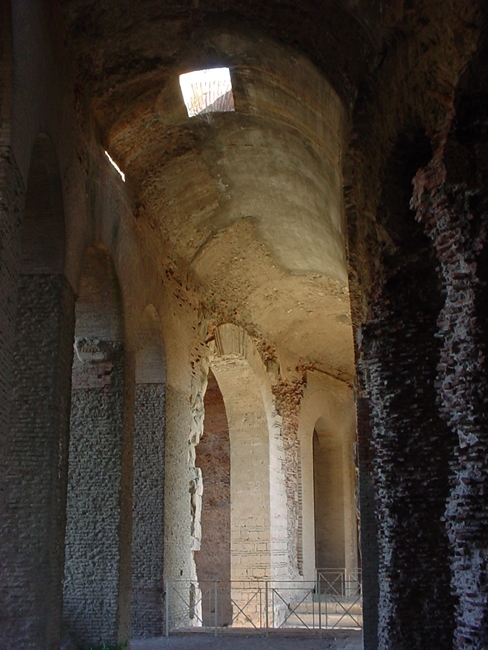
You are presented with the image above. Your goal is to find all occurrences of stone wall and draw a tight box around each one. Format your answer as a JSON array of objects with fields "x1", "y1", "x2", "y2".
[
  {"x1": 210, "y1": 324, "x2": 289, "y2": 585},
  {"x1": 297, "y1": 371, "x2": 358, "y2": 585}
]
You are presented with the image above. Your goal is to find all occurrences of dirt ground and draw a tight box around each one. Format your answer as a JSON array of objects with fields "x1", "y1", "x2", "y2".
[{"x1": 132, "y1": 630, "x2": 363, "y2": 650}]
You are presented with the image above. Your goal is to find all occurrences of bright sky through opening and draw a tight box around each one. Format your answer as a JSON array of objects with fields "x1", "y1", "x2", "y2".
[
  {"x1": 179, "y1": 67, "x2": 235, "y2": 117},
  {"x1": 105, "y1": 150, "x2": 125, "y2": 182}
]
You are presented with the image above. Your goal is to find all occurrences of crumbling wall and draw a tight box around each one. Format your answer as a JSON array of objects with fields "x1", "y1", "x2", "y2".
[
  {"x1": 360, "y1": 291, "x2": 456, "y2": 649},
  {"x1": 163, "y1": 308, "x2": 210, "y2": 629},
  {"x1": 272, "y1": 377, "x2": 305, "y2": 578},
  {"x1": 412, "y1": 56, "x2": 488, "y2": 644},
  {"x1": 357, "y1": 130, "x2": 457, "y2": 650}
]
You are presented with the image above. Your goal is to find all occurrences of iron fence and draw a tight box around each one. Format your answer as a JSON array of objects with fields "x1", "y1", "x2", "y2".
[{"x1": 165, "y1": 571, "x2": 362, "y2": 637}]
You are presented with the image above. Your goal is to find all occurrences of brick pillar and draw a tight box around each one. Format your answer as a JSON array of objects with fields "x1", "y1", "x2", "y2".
[
  {"x1": 356, "y1": 396, "x2": 378, "y2": 650},
  {"x1": 360, "y1": 276, "x2": 456, "y2": 649},
  {"x1": 0, "y1": 149, "x2": 22, "y2": 457},
  {"x1": 414, "y1": 141, "x2": 488, "y2": 648},
  {"x1": 64, "y1": 341, "x2": 126, "y2": 647},
  {"x1": 5, "y1": 274, "x2": 75, "y2": 650},
  {"x1": 272, "y1": 377, "x2": 305, "y2": 579},
  {"x1": 131, "y1": 382, "x2": 166, "y2": 637}
]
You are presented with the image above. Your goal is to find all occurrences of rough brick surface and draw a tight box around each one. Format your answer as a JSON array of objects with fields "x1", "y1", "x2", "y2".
[
  {"x1": 413, "y1": 112, "x2": 488, "y2": 648},
  {"x1": 272, "y1": 378, "x2": 305, "y2": 578},
  {"x1": 0, "y1": 149, "x2": 22, "y2": 451},
  {"x1": 4, "y1": 275, "x2": 74, "y2": 650},
  {"x1": 132, "y1": 382, "x2": 166, "y2": 638},
  {"x1": 358, "y1": 128, "x2": 457, "y2": 649},
  {"x1": 361, "y1": 302, "x2": 456, "y2": 650},
  {"x1": 64, "y1": 343, "x2": 125, "y2": 647},
  {"x1": 355, "y1": 397, "x2": 378, "y2": 650}
]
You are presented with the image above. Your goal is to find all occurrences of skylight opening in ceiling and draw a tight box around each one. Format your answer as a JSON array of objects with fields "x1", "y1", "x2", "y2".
[{"x1": 179, "y1": 67, "x2": 235, "y2": 117}]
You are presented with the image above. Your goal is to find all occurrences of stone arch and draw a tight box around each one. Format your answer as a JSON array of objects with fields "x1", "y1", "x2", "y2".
[
  {"x1": 313, "y1": 415, "x2": 351, "y2": 574},
  {"x1": 297, "y1": 372, "x2": 358, "y2": 584},
  {"x1": 63, "y1": 244, "x2": 127, "y2": 648},
  {"x1": 5, "y1": 133, "x2": 75, "y2": 649},
  {"x1": 131, "y1": 304, "x2": 167, "y2": 638},
  {"x1": 207, "y1": 324, "x2": 287, "y2": 583},
  {"x1": 195, "y1": 367, "x2": 232, "y2": 626}
]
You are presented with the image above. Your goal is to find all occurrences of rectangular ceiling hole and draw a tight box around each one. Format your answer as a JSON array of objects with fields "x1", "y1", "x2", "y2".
[{"x1": 179, "y1": 67, "x2": 235, "y2": 117}]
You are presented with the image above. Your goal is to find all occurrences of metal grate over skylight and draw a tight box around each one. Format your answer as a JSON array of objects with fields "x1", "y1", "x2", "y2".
[{"x1": 179, "y1": 67, "x2": 235, "y2": 118}]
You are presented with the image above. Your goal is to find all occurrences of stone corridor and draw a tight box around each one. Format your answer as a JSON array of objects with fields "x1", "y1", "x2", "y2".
[{"x1": 1, "y1": 1, "x2": 488, "y2": 650}]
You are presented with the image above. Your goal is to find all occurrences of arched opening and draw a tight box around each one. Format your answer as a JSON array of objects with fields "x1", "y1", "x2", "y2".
[
  {"x1": 210, "y1": 354, "x2": 271, "y2": 625},
  {"x1": 8, "y1": 134, "x2": 74, "y2": 648},
  {"x1": 313, "y1": 418, "x2": 346, "y2": 574},
  {"x1": 313, "y1": 413, "x2": 359, "y2": 600},
  {"x1": 131, "y1": 305, "x2": 166, "y2": 638},
  {"x1": 189, "y1": 324, "x2": 288, "y2": 629},
  {"x1": 195, "y1": 368, "x2": 231, "y2": 626},
  {"x1": 63, "y1": 245, "x2": 126, "y2": 647},
  {"x1": 297, "y1": 373, "x2": 359, "y2": 599}
]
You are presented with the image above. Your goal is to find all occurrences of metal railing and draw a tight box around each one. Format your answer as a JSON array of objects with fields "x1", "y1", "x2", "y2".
[
  {"x1": 165, "y1": 571, "x2": 362, "y2": 637},
  {"x1": 316, "y1": 568, "x2": 362, "y2": 598}
]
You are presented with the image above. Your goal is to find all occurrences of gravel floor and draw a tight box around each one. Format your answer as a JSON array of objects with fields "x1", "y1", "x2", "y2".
[{"x1": 132, "y1": 631, "x2": 362, "y2": 650}]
